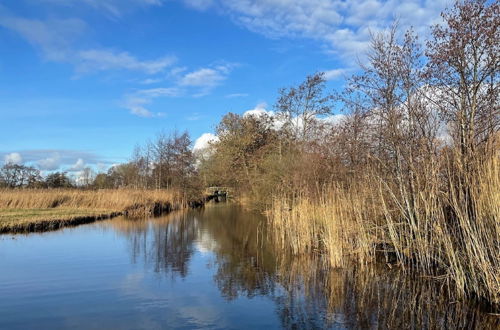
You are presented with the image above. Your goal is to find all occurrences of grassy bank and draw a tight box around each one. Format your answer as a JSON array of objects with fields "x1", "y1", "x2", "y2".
[{"x1": 0, "y1": 189, "x2": 186, "y2": 233}]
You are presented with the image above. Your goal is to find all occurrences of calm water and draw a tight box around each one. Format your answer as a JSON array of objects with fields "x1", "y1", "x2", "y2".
[{"x1": 0, "y1": 204, "x2": 497, "y2": 329}]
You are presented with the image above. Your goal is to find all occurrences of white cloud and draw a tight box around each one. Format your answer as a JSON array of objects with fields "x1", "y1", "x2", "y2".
[
  {"x1": 0, "y1": 149, "x2": 116, "y2": 172},
  {"x1": 4, "y1": 152, "x2": 23, "y2": 165},
  {"x1": 181, "y1": 0, "x2": 447, "y2": 61},
  {"x1": 180, "y1": 68, "x2": 225, "y2": 87},
  {"x1": 69, "y1": 158, "x2": 85, "y2": 171},
  {"x1": 124, "y1": 97, "x2": 161, "y2": 117},
  {"x1": 37, "y1": 153, "x2": 62, "y2": 171},
  {"x1": 323, "y1": 113, "x2": 346, "y2": 126},
  {"x1": 179, "y1": 63, "x2": 236, "y2": 96},
  {"x1": 97, "y1": 162, "x2": 109, "y2": 172},
  {"x1": 323, "y1": 68, "x2": 346, "y2": 81},
  {"x1": 193, "y1": 133, "x2": 219, "y2": 152},
  {"x1": 122, "y1": 63, "x2": 236, "y2": 116},
  {"x1": 169, "y1": 66, "x2": 188, "y2": 77},
  {"x1": 243, "y1": 102, "x2": 272, "y2": 118}
]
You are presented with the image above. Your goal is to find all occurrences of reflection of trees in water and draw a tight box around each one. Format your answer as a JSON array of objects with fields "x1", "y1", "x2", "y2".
[
  {"x1": 111, "y1": 212, "x2": 198, "y2": 278},
  {"x1": 198, "y1": 205, "x2": 278, "y2": 300},
  {"x1": 110, "y1": 207, "x2": 498, "y2": 329}
]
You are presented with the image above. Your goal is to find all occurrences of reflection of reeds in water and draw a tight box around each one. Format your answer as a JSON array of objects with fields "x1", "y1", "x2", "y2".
[{"x1": 274, "y1": 255, "x2": 499, "y2": 329}]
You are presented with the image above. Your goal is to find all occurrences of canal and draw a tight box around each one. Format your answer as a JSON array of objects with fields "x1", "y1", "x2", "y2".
[{"x1": 0, "y1": 204, "x2": 497, "y2": 329}]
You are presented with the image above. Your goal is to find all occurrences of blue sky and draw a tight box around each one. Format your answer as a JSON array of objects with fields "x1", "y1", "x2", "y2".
[{"x1": 0, "y1": 0, "x2": 449, "y2": 175}]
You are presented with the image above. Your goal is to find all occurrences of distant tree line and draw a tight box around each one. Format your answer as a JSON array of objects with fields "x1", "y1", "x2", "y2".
[
  {"x1": 0, "y1": 164, "x2": 74, "y2": 188},
  {"x1": 89, "y1": 131, "x2": 199, "y2": 194}
]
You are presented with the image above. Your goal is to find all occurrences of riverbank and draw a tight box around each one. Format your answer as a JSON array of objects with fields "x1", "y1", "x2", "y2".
[{"x1": 0, "y1": 189, "x2": 192, "y2": 234}]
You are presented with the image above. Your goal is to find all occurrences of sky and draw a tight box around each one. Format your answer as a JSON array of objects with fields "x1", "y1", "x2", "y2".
[{"x1": 0, "y1": 0, "x2": 450, "y2": 176}]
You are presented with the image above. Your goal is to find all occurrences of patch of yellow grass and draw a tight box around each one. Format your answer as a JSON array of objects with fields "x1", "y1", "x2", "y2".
[
  {"x1": 0, "y1": 188, "x2": 182, "y2": 210},
  {"x1": 0, "y1": 208, "x2": 112, "y2": 224}
]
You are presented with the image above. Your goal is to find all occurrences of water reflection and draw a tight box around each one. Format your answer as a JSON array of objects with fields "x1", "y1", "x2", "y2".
[
  {"x1": 109, "y1": 204, "x2": 498, "y2": 329},
  {"x1": 112, "y1": 213, "x2": 199, "y2": 278}
]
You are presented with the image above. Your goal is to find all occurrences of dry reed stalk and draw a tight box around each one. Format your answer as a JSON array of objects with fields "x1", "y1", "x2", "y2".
[{"x1": 269, "y1": 184, "x2": 377, "y2": 268}]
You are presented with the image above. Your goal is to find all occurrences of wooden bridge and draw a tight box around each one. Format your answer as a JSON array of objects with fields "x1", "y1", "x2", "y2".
[{"x1": 205, "y1": 186, "x2": 232, "y2": 202}]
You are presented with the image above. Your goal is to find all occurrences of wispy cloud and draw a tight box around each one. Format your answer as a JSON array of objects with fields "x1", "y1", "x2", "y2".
[
  {"x1": 182, "y1": 0, "x2": 214, "y2": 11},
  {"x1": 124, "y1": 87, "x2": 181, "y2": 117},
  {"x1": 122, "y1": 63, "x2": 237, "y2": 116},
  {"x1": 39, "y1": 0, "x2": 164, "y2": 17},
  {"x1": 179, "y1": 63, "x2": 237, "y2": 96},
  {"x1": 225, "y1": 93, "x2": 248, "y2": 98},
  {"x1": 0, "y1": 6, "x2": 175, "y2": 75},
  {"x1": 75, "y1": 50, "x2": 176, "y2": 75},
  {"x1": 180, "y1": 68, "x2": 225, "y2": 87},
  {"x1": 181, "y1": 0, "x2": 448, "y2": 62},
  {"x1": 0, "y1": 8, "x2": 86, "y2": 61},
  {"x1": 140, "y1": 78, "x2": 163, "y2": 85}
]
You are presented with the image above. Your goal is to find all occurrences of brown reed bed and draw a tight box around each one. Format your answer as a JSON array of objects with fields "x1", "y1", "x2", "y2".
[
  {"x1": 0, "y1": 188, "x2": 188, "y2": 233},
  {"x1": 268, "y1": 155, "x2": 500, "y2": 306}
]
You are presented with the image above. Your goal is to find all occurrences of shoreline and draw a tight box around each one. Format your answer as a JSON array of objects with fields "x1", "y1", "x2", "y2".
[
  {"x1": 0, "y1": 211, "x2": 123, "y2": 234},
  {"x1": 0, "y1": 189, "x2": 206, "y2": 234}
]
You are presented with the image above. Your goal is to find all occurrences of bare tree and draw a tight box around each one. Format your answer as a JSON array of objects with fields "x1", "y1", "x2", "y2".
[
  {"x1": 276, "y1": 72, "x2": 334, "y2": 146},
  {"x1": 426, "y1": 0, "x2": 499, "y2": 160}
]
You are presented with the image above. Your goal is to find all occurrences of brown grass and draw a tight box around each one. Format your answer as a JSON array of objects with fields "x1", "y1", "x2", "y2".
[{"x1": 0, "y1": 189, "x2": 185, "y2": 233}]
